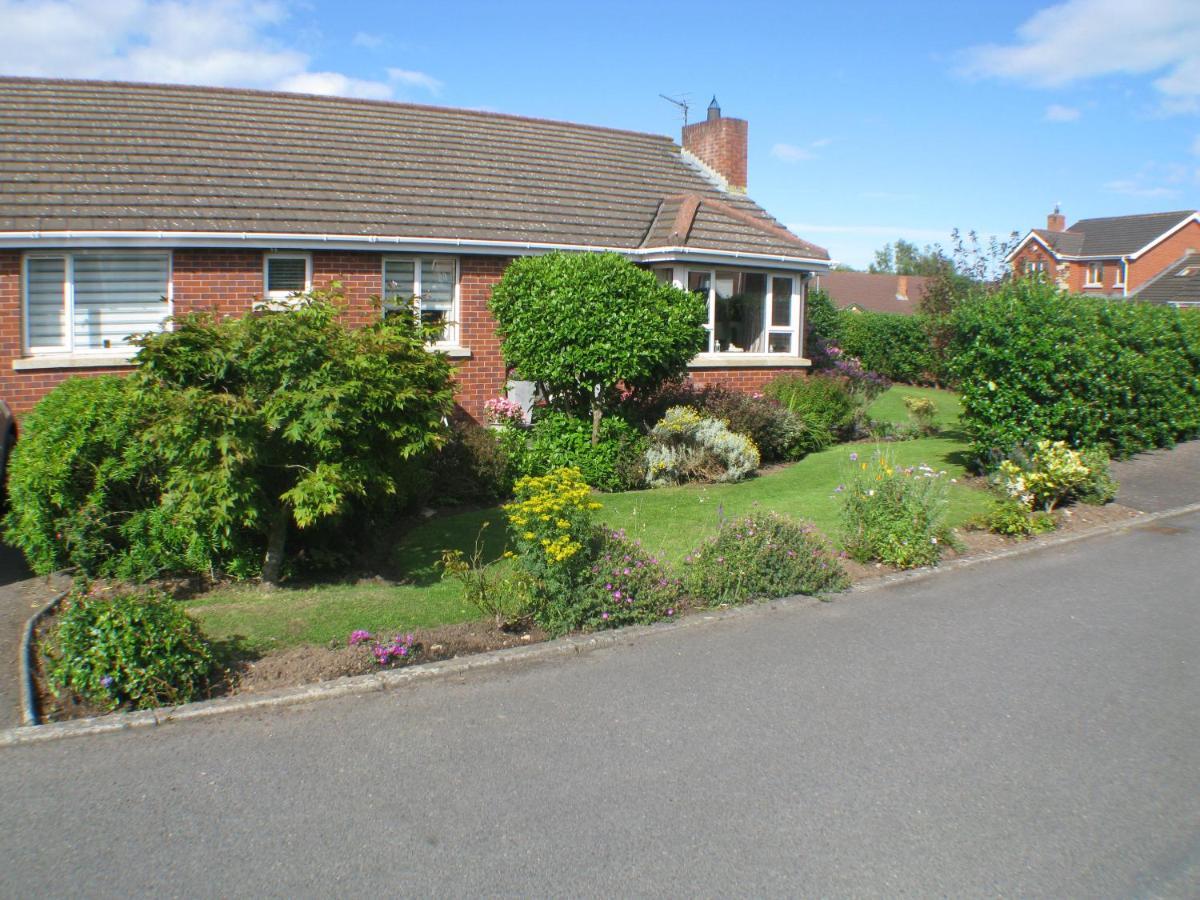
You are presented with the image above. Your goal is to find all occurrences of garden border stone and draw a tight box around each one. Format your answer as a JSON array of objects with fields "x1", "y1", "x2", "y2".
[{"x1": 5, "y1": 500, "x2": 1200, "y2": 747}]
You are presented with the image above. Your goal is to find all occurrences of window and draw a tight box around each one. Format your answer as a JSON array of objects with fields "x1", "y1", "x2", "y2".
[
  {"x1": 382, "y1": 256, "x2": 458, "y2": 344},
  {"x1": 1114, "y1": 264, "x2": 1126, "y2": 287},
  {"x1": 687, "y1": 268, "x2": 800, "y2": 355},
  {"x1": 1024, "y1": 259, "x2": 1048, "y2": 276},
  {"x1": 24, "y1": 251, "x2": 170, "y2": 355},
  {"x1": 263, "y1": 253, "x2": 311, "y2": 300},
  {"x1": 1085, "y1": 262, "x2": 1104, "y2": 286}
]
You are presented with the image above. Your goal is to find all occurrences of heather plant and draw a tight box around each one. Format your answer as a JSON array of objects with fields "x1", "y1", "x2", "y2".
[
  {"x1": 839, "y1": 450, "x2": 953, "y2": 569},
  {"x1": 682, "y1": 511, "x2": 848, "y2": 605},
  {"x1": 348, "y1": 630, "x2": 418, "y2": 666},
  {"x1": 644, "y1": 406, "x2": 760, "y2": 487},
  {"x1": 43, "y1": 589, "x2": 213, "y2": 711},
  {"x1": 995, "y1": 440, "x2": 1113, "y2": 512},
  {"x1": 504, "y1": 467, "x2": 602, "y2": 620}
]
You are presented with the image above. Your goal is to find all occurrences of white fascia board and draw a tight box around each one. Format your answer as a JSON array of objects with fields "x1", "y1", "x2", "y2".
[
  {"x1": 0, "y1": 231, "x2": 829, "y2": 269},
  {"x1": 1127, "y1": 212, "x2": 1200, "y2": 261},
  {"x1": 1006, "y1": 230, "x2": 1061, "y2": 262}
]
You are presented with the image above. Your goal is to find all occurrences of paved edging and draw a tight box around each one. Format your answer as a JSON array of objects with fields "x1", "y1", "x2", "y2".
[
  {"x1": 18, "y1": 588, "x2": 69, "y2": 727},
  {"x1": 4, "y1": 501, "x2": 1198, "y2": 747}
]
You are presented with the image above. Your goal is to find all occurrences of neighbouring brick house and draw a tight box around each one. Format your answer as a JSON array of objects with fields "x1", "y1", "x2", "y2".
[
  {"x1": 1007, "y1": 206, "x2": 1200, "y2": 300},
  {"x1": 0, "y1": 78, "x2": 831, "y2": 422},
  {"x1": 814, "y1": 271, "x2": 931, "y2": 315}
]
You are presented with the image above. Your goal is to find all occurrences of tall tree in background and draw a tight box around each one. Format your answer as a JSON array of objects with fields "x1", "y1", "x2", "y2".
[{"x1": 868, "y1": 239, "x2": 954, "y2": 277}]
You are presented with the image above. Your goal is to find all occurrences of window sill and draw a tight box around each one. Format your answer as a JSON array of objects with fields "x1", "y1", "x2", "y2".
[
  {"x1": 431, "y1": 345, "x2": 471, "y2": 359},
  {"x1": 1082, "y1": 283, "x2": 1104, "y2": 289},
  {"x1": 13, "y1": 353, "x2": 138, "y2": 371},
  {"x1": 689, "y1": 353, "x2": 811, "y2": 369}
]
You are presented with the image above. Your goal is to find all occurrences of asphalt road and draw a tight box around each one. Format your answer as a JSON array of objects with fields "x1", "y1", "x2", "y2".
[{"x1": 2, "y1": 512, "x2": 1198, "y2": 898}]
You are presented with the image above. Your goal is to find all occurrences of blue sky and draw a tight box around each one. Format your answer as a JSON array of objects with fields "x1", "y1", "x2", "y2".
[{"x1": 2, "y1": 0, "x2": 1198, "y2": 267}]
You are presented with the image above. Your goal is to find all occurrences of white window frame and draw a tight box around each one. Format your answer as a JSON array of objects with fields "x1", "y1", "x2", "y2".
[
  {"x1": 262, "y1": 252, "x2": 312, "y2": 302},
  {"x1": 678, "y1": 266, "x2": 801, "y2": 357},
  {"x1": 22, "y1": 249, "x2": 173, "y2": 358},
  {"x1": 1113, "y1": 262, "x2": 1126, "y2": 287},
  {"x1": 1085, "y1": 261, "x2": 1104, "y2": 287},
  {"x1": 381, "y1": 255, "x2": 461, "y2": 348}
]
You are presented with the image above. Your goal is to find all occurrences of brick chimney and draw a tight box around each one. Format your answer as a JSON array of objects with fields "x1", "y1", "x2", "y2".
[
  {"x1": 1046, "y1": 204, "x2": 1066, "y2": 232},
  {"x1": 897, "y1": 275, "x2": 909, "y2": 299},
  {"x1": 682, "y1": 96, "x2": 748, "y2": 193}
]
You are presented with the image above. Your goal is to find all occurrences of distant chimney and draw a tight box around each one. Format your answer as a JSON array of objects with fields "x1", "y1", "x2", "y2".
[
  {"x1": 1047, "y1": 204, "x2": 1066, "y2": 232},
  {"x1": 897, "y1": 275, "x2": 909, "y2": 299},
  {"x1": 682, "y1": 95, "x2": 748, "y2": 193}
]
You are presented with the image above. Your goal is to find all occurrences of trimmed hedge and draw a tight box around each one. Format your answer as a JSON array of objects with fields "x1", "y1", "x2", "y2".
[
  {"x1": 950, "y1": 279, "x2": 1200, "y2": 462},
  {"x1": 836, "y1": 309, "x2": 934, "y2": 384}
]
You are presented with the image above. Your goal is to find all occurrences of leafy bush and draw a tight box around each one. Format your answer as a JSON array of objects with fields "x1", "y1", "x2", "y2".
[
  {"x1": 839, "y1": 450, "x2": 953, "y2": 569},
  {"x1": 950, "y1": 279, "x2": 1200, "y2": 462},
  {"x1": 765, "y1": 374, "x2": 857, "y2": 448},
  {"x1": 504, "y1": 467, "x2": 602, "y2": 628},
  {"x1": 635, "y1": 382, "x2": 815, "y2": 462},
  {"x1": 804, "y1": 288, "x2": 843, "y2": 352},
  {"x1": 44, "y1": 590, "x2": 213, "y2": 711},
  {"x1": 439, "y1": 523, "x2": 531, "y2": 629},
  {"x1": 427, "y1": 418, "x2": 521, "y2": 504},
  {"x1": 837, "y1": 309, "x2": 933, "y2": 384},
  {"x1": 645, "y1": 406, "x2": 760, "y2": 487},
  {"x1": 521, "y1": 410, "x2": 646, "y2": 492},
  {"x1": 681, "y1": 511, "x2": 848, "y2": 605},
  {"x1": 979, "y1": 498, "x2": 1056, "y2": 537},
  {"x1": 904, "y1": 396, "x2": 939, "y2": 436},
  {"x1": 3, "y1": 376, "x2": 177, "y2": 579},
  {"x1": 132, "y1": 285, "x2": 457, "y2": 582},
  {"x1": 996, "y1": 440, "x2": 1115, "y2": 512},
  {"x1": 489, "y1": 252, "x2": 707, "y2": 431}
]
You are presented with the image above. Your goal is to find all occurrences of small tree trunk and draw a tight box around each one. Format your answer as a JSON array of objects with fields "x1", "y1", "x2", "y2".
[
  {"x1": 591, "y1": 403, "x2": 602, "y2": 447},
  {"x1": 261, "y1": 505, "x2": 289, "y2": 587}
]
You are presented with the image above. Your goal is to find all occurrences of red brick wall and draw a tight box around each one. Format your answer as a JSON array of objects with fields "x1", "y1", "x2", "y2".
[
  {"x1": 1010, "y1": 240, "x2": 1059, "y2": 283},
  {"x1": 682, "y1": 116, "x2": 748, "y2": 191},
  {"x1": 685, "y1": 367, "x2": 802, "y2": 393},
  {"x1": 453, "y1": 256, "x2": 509, "y2": 421},
  {"x1": 1073, "y1": 258, "x2": 1123, "y2": 294},
  {"x1": 1127, "y1": 219, "x2": 1200, "y2": 292}
]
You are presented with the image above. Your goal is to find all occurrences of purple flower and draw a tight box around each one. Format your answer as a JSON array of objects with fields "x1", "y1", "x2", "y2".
[
  {"x1": 349, "y1": 629, "x2": 372, "y2": 646},
  {"x1": 100, "y1": 675, "x2": 114, "y2": 688},
  {"x1": 601, "y1": 612, "x2": 610, "y2": 620},
  {"x1": 849, "y1": 452, "x2": 858, "y2": 462}
]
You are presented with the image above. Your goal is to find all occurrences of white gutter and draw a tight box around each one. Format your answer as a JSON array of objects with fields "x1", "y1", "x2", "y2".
[{"x1": 0, "y1": 230, "x2": 829, "y2": 270}]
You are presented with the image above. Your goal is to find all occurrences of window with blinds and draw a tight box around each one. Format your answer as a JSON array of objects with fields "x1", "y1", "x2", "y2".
[
  {"x1": 265, "y1": 254, "x2": 310, "y2": 297},
  {"x1": 24, "y1": 253, "x2": 170, "y2": 354},
  {"x1": 382, "y1": 256, "x2": 458, "y2": 344}
]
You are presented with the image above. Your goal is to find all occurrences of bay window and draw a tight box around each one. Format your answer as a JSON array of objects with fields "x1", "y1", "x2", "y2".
[
  {"x1": 685, "y1": 267, "x2": 801, "y2": 355},
  {"x1": 24, "y1": 251, "x2": 171, "y2": 355},
  {"x1": 382, "y1": 256, "x2": 458, "y2": 345}
]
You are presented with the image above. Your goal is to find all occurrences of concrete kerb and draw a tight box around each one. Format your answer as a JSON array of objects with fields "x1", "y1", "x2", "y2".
[
  {"x1": 5, "y1": 501, "x2": 1199, "y2": 748},
  {"x1": 19, "y1": 587, "x2": 69, "y2": 727}
]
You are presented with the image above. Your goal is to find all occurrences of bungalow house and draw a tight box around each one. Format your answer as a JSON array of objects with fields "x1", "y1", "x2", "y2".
[
  {"x1": 814, "y1": 271, "x2": 930, "y2": 315},
  {"x1": 0, "y1": 78, "x2": 830, "y2": 421},
  {"x1": 1007, "y1": 206, "x2": 1200, "y2": 297}
]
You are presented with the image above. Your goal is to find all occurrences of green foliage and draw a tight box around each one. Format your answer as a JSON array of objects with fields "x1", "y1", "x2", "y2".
[
  {"x1": 1077, "y1": 446, "x2": 1118, "y2": 506},
  {"x1": 522, "y1": 410, "x2": 646, "y2": 492},
  {"x1": 2, "y1": 376, "x2": 178, "y2": 579},
  {"x1": 979, "y1": 497, "x2": 1056, "y2": 537},
  {"x1": 44, "y1": 589, "x2": 213, "y2": 711},
  {"x1": 996, "y1": 440, "x2": 1115, "y2": 512},
  {"x1": 681, "y1": 511, "x2": 848, "y2": 605},
  {"x1": 489, "y1": 252, "x2": 707, "y2": 417},
  {"x1": 645, "y1": 406, "x2": 760, "y2": 486},
  {"x1": 804, "y1": 288, "x2": 843, "y2": 348},
  {"x1": 836, "y1": 309, "x2": 933, "y2": 384},
  {"x1": 132, "y1": 286, "x2": 457, "y2": 581},
  {"x1": 764, "y1": 374, "x2": 857, "y2": 449},
  {"x1": 904, "y1": 396, "x2": 939, "y2": 436},
  {"x1": 950, "y1": 279, "x2": 1200, "y2": 462},
  {"x1": 438, "y1": 523, "x2": 531, "y2": 628},
  {"x1": 839, "y1": 450, "x2": 954, "y2": 569},
  {"x1": 869, "y1": 238, "x2": 954, "y2": 277},
  {"x1": 427, "y1": 419, "x2": 520, "y2": 504}
]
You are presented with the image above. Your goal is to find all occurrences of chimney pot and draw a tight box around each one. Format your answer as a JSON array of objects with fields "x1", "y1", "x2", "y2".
[
  {"x1": 1047, "y1": 204, "x2": 1066, "y2": 232},
  {"x1": 707, "y1": 96, "x2": 721, "y2": 121}
]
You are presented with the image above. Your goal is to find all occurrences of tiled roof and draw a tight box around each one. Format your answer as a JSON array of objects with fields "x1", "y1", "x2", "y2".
[
  {"x1": 819, "y1": 271, "x2": 931, "y2": 315},
  {"x1": 0, "y1": 77, "x2": 827, "y2": 262},
  {"x1": 1132, "y1": 252, "x2": 1200, "y2": 306},
  {"x1": 1034, "y1": 211, "x2": 1196, "y2": 258}
]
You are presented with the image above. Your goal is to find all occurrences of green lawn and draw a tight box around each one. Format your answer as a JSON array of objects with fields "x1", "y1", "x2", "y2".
[
  {"x1": 188, "y1": 386, "x2": 988, "y2": 651},
  {"x1": 867, "y1": 384, "x2": 963, "y2": 429}
]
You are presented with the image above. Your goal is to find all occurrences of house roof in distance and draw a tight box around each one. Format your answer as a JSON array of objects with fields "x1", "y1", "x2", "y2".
[
  {"x1": 819, "y1": 271, "x2": 931, "y2": 315},
  {"x1": 1034, "y1": 210, "x2": 1196, "y2": 258},
  {"x1": 0, "y1": 77, "x2": 828, "y2": 263},
  {"x1": 1133, "y1": 252, "x2": 1200, "y2": 306}
]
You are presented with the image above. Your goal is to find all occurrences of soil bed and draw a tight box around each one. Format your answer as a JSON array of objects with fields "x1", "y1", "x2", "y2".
[{"x1": 29, "y1": 501, "x2": 1144, "y2": 724}]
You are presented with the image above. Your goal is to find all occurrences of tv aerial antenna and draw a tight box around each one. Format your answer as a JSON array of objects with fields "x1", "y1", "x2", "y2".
[{"x1": 659, "y1": 93, "x2": 691, "y2": 126}]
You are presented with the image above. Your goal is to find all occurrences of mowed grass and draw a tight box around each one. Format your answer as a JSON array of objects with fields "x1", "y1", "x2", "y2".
[{"x1": 187, "y1": 386, "x2": 987, "y2": 650}]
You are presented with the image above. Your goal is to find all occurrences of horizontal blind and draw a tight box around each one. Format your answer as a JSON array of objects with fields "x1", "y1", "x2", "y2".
[
  {"x1": 26, "y1": 257, "x2": 67, "y2": 350},
  {"x1": 267, "y1": 257, "x2": 308, "y2": 293},
  {"x1": 420, "y1": 258, "x2": 454, "y2": 314},
  {"x1": 382, "y1": 259, "x2": 415, "y2": 310},
  {"x1": 72, "y1": 254, "x2": 169, "y2": 351}
]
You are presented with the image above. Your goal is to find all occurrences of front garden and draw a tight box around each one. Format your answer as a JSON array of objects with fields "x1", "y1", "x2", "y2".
[{"x1": 11, "y1": 255, "x2": 1195, "y2": 720}]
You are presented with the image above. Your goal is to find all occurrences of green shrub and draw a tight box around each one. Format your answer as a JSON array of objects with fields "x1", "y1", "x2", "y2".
[
  {"x1": 950, "y1": 279, "x2": 1200, "y2": 462},
  {"x1": 839, "y1": 450, "x2": 953, "y2": 569},
  {"x1": 996, "y1": 440, "x2": 1115, "y2": 512},
  {"x1": 44, "y1": 590, "x2": 213, "y2": 711},
  {"x1": 764, "y1": 374, "x2": 857, "y2": 448},
  {"x1": 904, "y1": 396, "x2": 939, "y2": 436},
  {"x1": 644, "y1": 406, "x2": 760, "y2": 486},
  {"x1": 427, "y1": 419, "x2": 520, "y2": 504},
  {"x1": 1077, "y1": 446, "x2": 1118, "y2": 505},
  {"x1": 521, "y1": 410, "x2": 646, "y2": 492},
  {"x1": 980, "y1": 498, "x2": 1056, "y2": 537},
  {"x1": 837, "y1": 309, "x2": 933, "y2": 384},
  {"x1": 804, "y1": 288, "x2": 843, "y2": 350},
  {"x1": 2, "y1": 376, "x2": 179, "y2": 579},
  {"x1": 439, "y1": 523, "x2": 531, "y2": 629},
  {"x1": 682, "y1": 511, "x2": 848, "y2": 605}
]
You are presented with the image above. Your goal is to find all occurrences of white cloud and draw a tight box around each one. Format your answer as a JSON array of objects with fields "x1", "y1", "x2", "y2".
[
  {"x1": 771, "y1": 138, "x2": 833, "y2": 164},
  {"x1": 352, "y1": 31, "x2": 384, "y2": 49},
  {"x1": 0, "y1": 0, "x2": 441, "y2": 100},
  {"x1": 1044, "y1": 103, "x2": 1081, "y2": 122},
  {"x1": 1104, "y1": 160, "x2": 1195, "y2": 197},
  {"x1": 961, "y1": 0, "x2": 1200, "y2": 111},
  {"x1": 386, "y1": 68, "x2": 443, "y2": 95},
  {"x1": 1104, "y1": 180, "x2": 1177, "y2": 198}
]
